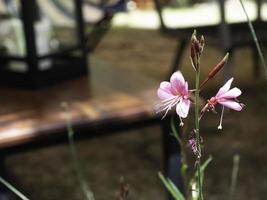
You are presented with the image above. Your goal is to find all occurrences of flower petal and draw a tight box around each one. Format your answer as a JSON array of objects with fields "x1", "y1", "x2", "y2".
[
  {"x1": 183, "y1": 81, "x2": 189, "y2": 96},
  {"x1": 216, "y1": 77, "x2": 234, "y2": 97},
  {"x1": 170, "y1": 71, "x2": 186, "y2": 94},
  {"x1": 157, "y1": 81, "x2": 174, "y2": 100},
  {"x1": 218, "y1": 100, "x2": 243, "y2": 111},
  {"x1": 176, "y1": 99, "x2": 190, "y2": 118},
  {"x1": 218, "y1": 87, "x2": 242, "y2": 99}
]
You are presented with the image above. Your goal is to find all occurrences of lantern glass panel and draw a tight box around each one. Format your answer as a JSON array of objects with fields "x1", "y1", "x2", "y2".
[
  {"x1": 36, "y1": 0, "x2": 79, "y2": 55},
  {"x1": 0, "y1": 0, "x2": 28, "y2": 72},
  {"x1": 0, "y1": 0, "x2": 81, "y2": 72},
  {"x1": 0, "y1": 0, "x2": 88, "y2": 87},
  {"x1": 34, "y1": 0, "x2": 79, "y2": 70},
  {"x1": 0, "y1": 0, "x2": 26, "y2": 57}
]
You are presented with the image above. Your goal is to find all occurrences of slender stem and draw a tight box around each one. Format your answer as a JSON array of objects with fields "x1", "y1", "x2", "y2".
[
  {"x1": 0, "y1": 177, "x2": 29, "y2": 200},
  {"x1": 68, "y1": 125, "x2": 95, "y2": 200},
  {"x1": 170, "y1": 116, "x2": 189, "y2": 192},
  {"x1": 229, "y1": 154, "x2": 240, "y2": 200},
  {"x1": 239, "y1": 0, "x2": 267, "y2": 79},
  {"x1": 171, "y1": 116, "x2": 183, "y2": 148},
  {"x1": 195, "y1": 70, "x2": 203, "y2": 200},
  {"x1": 62, "y1": 103, "x2": 95, "y2": 200}
]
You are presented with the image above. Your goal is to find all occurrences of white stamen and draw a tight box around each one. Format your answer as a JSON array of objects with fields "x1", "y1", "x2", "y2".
[
  {"x1": 157, "y1": 96, "x2": 182, "y2": 119},
  {"x1": 159, "y1": 97, "x2": 178, "y2": 109},
  {"x1": 178, "y1": 115, "x2": 184, "y2": 127},
  {"x1": 161, "y1": 107, "x2": 171, "y2": 119},
  {"x1": 217, "y1": 106, "x2": 225, "y2": 130},
  {"x1": 161, "y1": 96, "x2": 178, "y2": 103}
]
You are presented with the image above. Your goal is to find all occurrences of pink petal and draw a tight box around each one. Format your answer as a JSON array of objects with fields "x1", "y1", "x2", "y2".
[
  {"x1": 216, "y1": 78, "x2": 234, "y2": 97},
  {"x1": 182, "y1": 81, "x2": 189, "y2": 96},
  {"x1": 218, "y1": 100, "x2": 243, "y2": 111},
  {"x1": 176, "y1": 99, "x2": 190, "y2": 118},
  {"x1": 157, "y1": 81, "x2": 174, "y2": 100},
  {"x1": 218, "y1": 87, "x2": 242, "y2": 99},
  {"x1": 170, "y1": 71, "x2": 186, "y2": 94}
]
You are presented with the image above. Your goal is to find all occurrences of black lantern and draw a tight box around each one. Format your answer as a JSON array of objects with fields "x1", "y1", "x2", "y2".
[{"x1": 0, "y1": 0, "x2": 88, "y2": 88}]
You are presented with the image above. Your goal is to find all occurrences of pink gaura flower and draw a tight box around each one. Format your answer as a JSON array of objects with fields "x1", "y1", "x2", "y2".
[
  {"x1": 157, "y1": 71, "x2": 190, "y2": 124},
  {"x1": 208, "y1": 77, "x2": 243, "y2": 111},
  {"x1": 206, "y1": 77, "x2": 244, "y2": 129}
]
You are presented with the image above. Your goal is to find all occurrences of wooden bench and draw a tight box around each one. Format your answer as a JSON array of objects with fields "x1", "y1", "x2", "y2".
[
  {"x1": 0, "y1": 63, "x2": 159, "y2": 152},
  {"x1": 0, "y1": 61, "x2": 183, "y2": 195}
]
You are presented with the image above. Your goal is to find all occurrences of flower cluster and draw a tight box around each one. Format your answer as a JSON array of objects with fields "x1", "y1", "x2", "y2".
[
  {"x1": 157, "y1": 72, "x2": 243, "y2": 125},
  {"x1": 156, "y1": 31, "x2": 244, "y2": 155}
]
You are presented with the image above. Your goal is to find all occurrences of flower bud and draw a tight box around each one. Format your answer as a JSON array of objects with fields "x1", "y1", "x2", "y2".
[
  {"x1": 190, "y1": 31, "x2": 205, "y2": 71},
  {"x1": 200, "y1": 53, "x2": 229, "y2": 88},
  {"x1": 208, "y1": 53, "x2": 229, "y2": 78},
  {"x1": 190, "y1": 33, "x2": 198, "y2": 69},
  {"x1": 192, "y1": 36, "x2": 201, "y2": 54},
  {"x1": 200, "y1": 35, "x2": 205, "y2": 52}
]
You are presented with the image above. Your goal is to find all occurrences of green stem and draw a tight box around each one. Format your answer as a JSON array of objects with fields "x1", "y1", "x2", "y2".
[
  {"x1": 62, "y1": 103, "x2": 95, "y2": 200},
  {"x1": 239, "y1": 0, "x2": 267, "y2": 79},
  {"x1": 170, "y1": 116, "x2": 187, "y2": 165},
  {"x1": 170, "y1": 116, "x2": 189, "y2": 192},
  {"x1": 195, "y1": 70, "x2": 203, "y2": 200},
  {"x1": 171, "y1": 116, "x2": 183, "y2": 148},
  {"x1": 229, "y1": 154, "x2": 240, "y2": 200}
]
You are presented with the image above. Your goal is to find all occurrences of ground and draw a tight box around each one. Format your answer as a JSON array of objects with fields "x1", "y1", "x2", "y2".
[{"x1": 4, "y1": 28, "x2": 267, "y2": 200}]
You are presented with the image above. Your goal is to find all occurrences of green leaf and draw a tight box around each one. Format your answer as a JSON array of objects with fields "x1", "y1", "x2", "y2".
[
  {"x1": 199, "y1": 156, "x2": 212, "y2": 184},
  {"x1": 158, "y1": 172, "x2": 185, "y2": 200},
  {"x1": 190, "y1": 156, "x2": 212, "y2": 187}
]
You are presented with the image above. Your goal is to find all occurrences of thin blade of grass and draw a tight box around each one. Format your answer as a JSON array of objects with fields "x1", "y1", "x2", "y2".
[
  {"x1": 229, "y1": 154, "x2": 240, "y2": 200},
  {"x1": 62, "y1": 102, "x2": 95, "y2": 200},
  {"x1": 239, "y1": 0, "x2": 267, "y2": 78},
  {"x1": 158, "y1": 172, "x2": 185, "y2": 200},
  {"x1": 0, "y1": 177, "x2": 29, "y2": 200}
]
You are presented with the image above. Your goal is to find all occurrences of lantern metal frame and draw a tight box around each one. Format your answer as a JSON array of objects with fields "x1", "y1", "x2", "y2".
[{"x1": 0, "y1": 0, "x2": 88, "y2": 88}]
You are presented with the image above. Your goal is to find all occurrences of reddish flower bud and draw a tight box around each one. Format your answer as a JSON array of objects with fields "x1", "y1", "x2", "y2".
[
  {"x1": 208, "y1": 53, "x2": 229, "y2": 78},
  {"x1": 190, "y1": 31, "x2": 205, "y2": 71},
  {"x1": 192, "y1": 36, "x2": 201, "y2": 53},
  {"x1": 200, "y1": 53, "x2": 229, "y2": 88}
]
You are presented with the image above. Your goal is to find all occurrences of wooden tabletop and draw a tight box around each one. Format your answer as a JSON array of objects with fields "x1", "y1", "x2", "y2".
[{"x1": 0, "y1": 62, "x2": 161, "y2": 152}]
